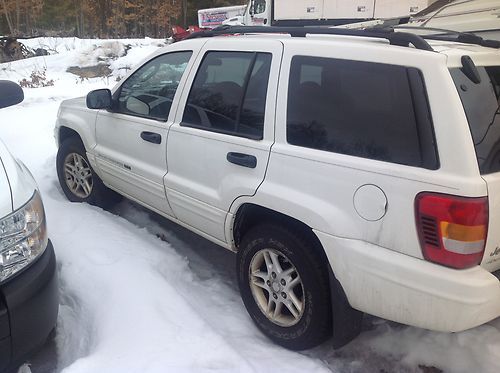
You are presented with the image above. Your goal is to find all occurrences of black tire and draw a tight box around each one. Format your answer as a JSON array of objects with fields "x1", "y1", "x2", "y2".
[
  {"x1": 237, "y1": 224, "x2": 332, "y2": 350},
  {"x1": 56, "y1": 137, "x2": 121, "y2": 208}
]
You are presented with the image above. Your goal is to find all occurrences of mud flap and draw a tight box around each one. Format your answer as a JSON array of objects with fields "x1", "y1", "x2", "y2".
[{"x1": 328, "y1": 267, "x2": 363, "y2": 348}]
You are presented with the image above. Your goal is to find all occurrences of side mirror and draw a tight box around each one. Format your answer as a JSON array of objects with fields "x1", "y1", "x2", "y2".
[
  {"x1": 0, "y1": 80, "x2": 24, "y2": 109},
  {"x1": 86, "y1": 88, "x2": 112, "y2": 109},
  {"x1": 250, "y1": 0, "x2": 255, "y2": 16}
]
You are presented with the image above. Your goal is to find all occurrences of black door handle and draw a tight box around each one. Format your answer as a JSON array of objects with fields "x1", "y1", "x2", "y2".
[
  {"x1": 140, "y1": 131, "x2": 161, "y2": 144},
  {"x1": 227, "y1": 152, "x2": 257, "y2": 168}
]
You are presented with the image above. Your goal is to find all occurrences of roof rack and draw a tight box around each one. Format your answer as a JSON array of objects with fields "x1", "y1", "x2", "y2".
[
  {"x1": 393, "y1": 26, "x2": 500, "y2": 49},
  {"x1": 184, "y1": 25, "x2": 435, "y2": 52}
]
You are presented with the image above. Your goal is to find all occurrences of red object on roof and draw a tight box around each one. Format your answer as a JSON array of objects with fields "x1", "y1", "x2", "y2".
[{"x1": 171, "y1": 25, "x2": 210, "y2": 42}]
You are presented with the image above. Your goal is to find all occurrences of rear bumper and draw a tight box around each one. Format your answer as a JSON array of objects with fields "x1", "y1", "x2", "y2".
[
  {"x1": 0, "y1": 240, "x2": 58, "y2": 372},
  {"x1": 315, "y1": 231, "x2": 500, "y2": 332}
]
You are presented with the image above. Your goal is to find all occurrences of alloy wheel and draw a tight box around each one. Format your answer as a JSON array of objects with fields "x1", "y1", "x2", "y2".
[
  {"x1": 249, "y1": 248, "x2": 305, "y2": 327},
  {"x1": 63, "y1": 152, "x2": 93, "y2": 199}
]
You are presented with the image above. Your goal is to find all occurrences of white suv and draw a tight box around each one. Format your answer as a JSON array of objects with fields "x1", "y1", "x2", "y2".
[{"x1": 54, "y1": 26, "x2": 500, "y2": 350}]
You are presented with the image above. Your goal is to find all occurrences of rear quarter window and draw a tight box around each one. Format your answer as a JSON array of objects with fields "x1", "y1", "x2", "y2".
[{"x1": 286, "y1": 56, "x2": 438, "y2": 169}]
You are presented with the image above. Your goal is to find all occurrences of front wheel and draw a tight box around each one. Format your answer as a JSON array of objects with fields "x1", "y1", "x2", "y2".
[
  {"x1": 56, "y1": 137, "x2": 121, "y2": 208},
  {"x1": 237, "y1": 225, "x2": 332, "y2": 350}
]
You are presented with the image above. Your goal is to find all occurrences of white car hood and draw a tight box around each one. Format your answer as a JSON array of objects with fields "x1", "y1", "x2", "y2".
[{"x1": 0, "y1": 138, "x2": 37, "y2": 218}]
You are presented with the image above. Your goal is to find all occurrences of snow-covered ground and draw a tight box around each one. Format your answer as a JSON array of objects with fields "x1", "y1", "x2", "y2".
[{"x1": 1, "y1": 37, "x2": 500, "y2": 373}]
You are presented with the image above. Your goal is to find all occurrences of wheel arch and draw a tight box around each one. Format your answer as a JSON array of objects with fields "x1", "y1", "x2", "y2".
[
  {"x1": 55, "y1": 104, "x2": 98, "y2": 151},
  {"x1": 232, "y1": 203, "x2": 324, "y2": 257},
  {"x1": 58, "y1": 126, "x2": 83, "y2": 147}
]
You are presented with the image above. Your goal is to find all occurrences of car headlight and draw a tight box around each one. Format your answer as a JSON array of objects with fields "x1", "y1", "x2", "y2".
[{"x1": 0, "y1": 191, "x2": 48, "y2": 283}]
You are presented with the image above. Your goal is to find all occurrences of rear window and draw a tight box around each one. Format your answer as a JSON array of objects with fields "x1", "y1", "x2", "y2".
[{"x1": 451, "y1": 66, "x2": 500, "y2": 174}]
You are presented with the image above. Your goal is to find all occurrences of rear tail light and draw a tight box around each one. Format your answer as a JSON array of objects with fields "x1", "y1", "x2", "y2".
[{"x1": 415, "y1": 193, "x2": 488, "y2": 269}]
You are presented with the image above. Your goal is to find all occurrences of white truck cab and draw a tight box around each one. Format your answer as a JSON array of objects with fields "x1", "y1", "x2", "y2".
[{"x1": 0, "y1": 80, "x2": 58, "y2": 372}]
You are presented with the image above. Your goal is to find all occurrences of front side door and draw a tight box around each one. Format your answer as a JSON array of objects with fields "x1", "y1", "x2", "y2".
[
  {"x1": 164, "y1": 38, "x2": 283, "y2": 242},
  {"x1": 93, "y1": 48, "x2": 196, "y2": 216}
]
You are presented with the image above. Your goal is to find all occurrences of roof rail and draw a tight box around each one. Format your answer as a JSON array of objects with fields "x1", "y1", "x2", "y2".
[
  {"x1": 393, "y1": 26, "x2": 500, "y2": 49},
  {"x1": 184, "y1": 25, "x2": 435, "y2": 52}
]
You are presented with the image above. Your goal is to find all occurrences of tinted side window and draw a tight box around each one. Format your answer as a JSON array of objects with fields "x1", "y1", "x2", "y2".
[
  {"x1": 116, "y1": 51, "x2": 192, "y2": 120},
  {"x1": 182, "y1": 51, "x2": 272, "y2": 139},
  {"x1": 287, "y1": 56, "x2": 437, "y2": 169}
]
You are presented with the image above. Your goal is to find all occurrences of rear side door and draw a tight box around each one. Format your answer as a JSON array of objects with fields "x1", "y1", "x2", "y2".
[
  {"x1": 164, "y1": 38, "x2": 283, "y2": 242},
  {"x1": 93, "y1": 46, "x2": 197, "y2": 217}
]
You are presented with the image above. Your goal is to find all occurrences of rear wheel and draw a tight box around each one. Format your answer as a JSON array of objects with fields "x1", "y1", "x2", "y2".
[
  {"x1": 56, "y1": 137, "x2": 121, "y2": 208},
  {"x1": 237, "y1": 224, "x2": 332, "y2": 350}
]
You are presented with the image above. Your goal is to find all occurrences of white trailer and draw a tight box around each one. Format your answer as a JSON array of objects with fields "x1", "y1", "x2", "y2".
[
  {"x1": 198, "y1": 5, "x2": 247, "y2": 29},
  {"x1": 374, "y1": 0, "x2": 436, "y2": 19},
  {"x1": 222, "y1": 0, "x2": 437, "y2": 27}
]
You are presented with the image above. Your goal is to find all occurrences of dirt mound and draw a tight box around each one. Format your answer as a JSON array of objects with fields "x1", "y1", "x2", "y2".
[
  {"x1": 67, "y1": 64, "x2": 112, "y2": 79},
  {"x1": 0, "y1": 38, "x2": 35, "y2": 63}
]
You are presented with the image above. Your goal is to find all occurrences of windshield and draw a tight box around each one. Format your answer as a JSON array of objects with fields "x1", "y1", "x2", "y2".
[{"x1": 451, "y1": 65, "x2": 500, "y2": 174}]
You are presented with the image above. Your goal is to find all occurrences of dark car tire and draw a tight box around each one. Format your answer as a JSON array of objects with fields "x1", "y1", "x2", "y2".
[
  {"x1": 237, "y1": 224, "x2": 332, "y2": 350},
  {"x1": 56, "y1": 137, "x2": 121, "y2": 208}
]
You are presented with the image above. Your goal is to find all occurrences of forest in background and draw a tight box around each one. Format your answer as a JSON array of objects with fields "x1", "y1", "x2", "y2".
[{"x1": 0, "y1": 0, "x2": 237, "y2": 38}]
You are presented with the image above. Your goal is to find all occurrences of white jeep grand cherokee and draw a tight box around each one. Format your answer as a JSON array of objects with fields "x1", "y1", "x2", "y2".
[{"x1": 54, "y1": 26, "x2": 500, "y2": 350}]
